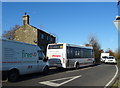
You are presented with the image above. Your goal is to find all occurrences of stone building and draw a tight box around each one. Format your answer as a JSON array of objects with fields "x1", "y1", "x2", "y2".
[{"x1": 14, "y1": 13, "x2": 56, "y2": 55}]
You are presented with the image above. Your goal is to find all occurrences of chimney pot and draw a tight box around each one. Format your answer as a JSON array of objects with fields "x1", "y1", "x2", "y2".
[
  {"x1": 23, "y1": 13, "x2": 29, "y2": 25},
  {"x1": 24, "y1": 12, "x2": 27, "y2": 15}
]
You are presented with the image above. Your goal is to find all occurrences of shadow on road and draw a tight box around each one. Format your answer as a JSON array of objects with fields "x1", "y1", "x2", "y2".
[{"x1": 3, "y1": 64, "x2": 101, "y2": 83}]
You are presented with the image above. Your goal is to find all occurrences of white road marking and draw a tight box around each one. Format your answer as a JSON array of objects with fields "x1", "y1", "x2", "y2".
[
  {"x1": 104, "y1": 65, "x2": 118, "y2": 88},
  {"x1": 1, "y1": 79, "x2": 8, "y2": 83},
  {"x1": 80, "y1": 67, "x2": 94, "y2": 70},
  {"x1": 39, "y1": 75, "x2": 82, "y2": 87}
]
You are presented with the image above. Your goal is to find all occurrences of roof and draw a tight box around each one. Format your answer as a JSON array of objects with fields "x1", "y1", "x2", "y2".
[
  {"x1": 28, "y1": 24, "x2": 56, "y2": 38},
  {"x1": 48, "y1": 43, "x2": 93, "y2": 49}
]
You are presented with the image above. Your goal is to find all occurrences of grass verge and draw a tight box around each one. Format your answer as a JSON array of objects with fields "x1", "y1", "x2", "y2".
[{"x1": 111, "y1": 77, "x2": 119, "y2": 88}]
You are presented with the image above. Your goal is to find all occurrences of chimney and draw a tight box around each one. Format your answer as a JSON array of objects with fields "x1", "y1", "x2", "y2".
[{"x1": 23, "y1": 12, "x2": 29, "y2": 25}]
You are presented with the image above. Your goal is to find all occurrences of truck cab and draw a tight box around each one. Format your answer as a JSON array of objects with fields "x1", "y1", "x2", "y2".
[{"x1": 100, "y1": 53, "x2": 110, "y2": 63}]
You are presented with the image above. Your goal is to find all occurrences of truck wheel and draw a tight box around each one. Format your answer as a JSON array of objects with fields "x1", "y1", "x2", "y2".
[
  {"x1": 8, "y1": 70, "x2": 19, "y2": 82},
  {"x1": 75, "y1": 63, "x2": 79, "y2": 69},
  {"x1": 43, "y1": 66, "x2": 49, "y2": 74}
]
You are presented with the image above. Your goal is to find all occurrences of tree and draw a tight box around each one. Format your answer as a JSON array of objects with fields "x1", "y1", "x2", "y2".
[
  {"x1": 114, "y1": 49, "x2": 118, "y2": 59},
  {"x1": 85, "y1": 44, "x2": 91, "y2": 47},
  {"x1": 105, "y1": 48, "x2": 115, "y2": 57},
  {"x1": 88, "y1": 34, "x2": 101, "y2": 63},
  {"x1": 2, "y1": 25, "x2": 20, "y2": 40},
  {"x1": 114, "y1": 48, "x2": 120, "y2": 60},
  {"x1": 99, "y1": 49, "x2": 104, "y2": 53}
]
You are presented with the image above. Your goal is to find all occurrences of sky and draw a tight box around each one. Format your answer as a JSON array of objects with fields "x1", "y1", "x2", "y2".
[{"x1": 2, "y1": 2, "x2": 118, "y2": 51}]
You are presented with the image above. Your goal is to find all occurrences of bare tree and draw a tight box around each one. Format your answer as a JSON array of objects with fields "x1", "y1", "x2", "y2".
[
  {"x1": 88, "y1": 34, "x2": 101, "y2": 63},
  {"x1": 88, "y1": 34, "x2": 101, "y2": 49},
  {"x1": 2, "y1": 25, "x2": 20, "y2": 40},
  {"x1": 105, "y1": 48, "x2": 115, "y2": 56}
]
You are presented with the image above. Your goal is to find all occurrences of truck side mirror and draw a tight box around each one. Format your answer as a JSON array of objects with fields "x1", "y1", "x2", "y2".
[
  {"x1": 43, "y1": 57, "x2": 48, "y2": 62},
  {"x1": 39, "y1": 57, "x2": 43, "y2": 60}
]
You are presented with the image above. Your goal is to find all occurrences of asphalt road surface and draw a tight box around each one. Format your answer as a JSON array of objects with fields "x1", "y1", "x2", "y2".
[{"x1": 2, "y1": 64, "x2": 118, "y2": 88}]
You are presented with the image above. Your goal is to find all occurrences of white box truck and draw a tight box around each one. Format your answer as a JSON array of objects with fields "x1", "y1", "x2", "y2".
[
  {"x1": 1, "y1": 39, "x2": 49, "y2": 82},
  {"x1": 100, "y1": 53, "x2": 110, "y2": 63}
]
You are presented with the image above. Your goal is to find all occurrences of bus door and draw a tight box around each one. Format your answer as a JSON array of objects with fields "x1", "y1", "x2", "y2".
[{"x1": 66, "y1": 47, "x2": 75, "y2": 68}]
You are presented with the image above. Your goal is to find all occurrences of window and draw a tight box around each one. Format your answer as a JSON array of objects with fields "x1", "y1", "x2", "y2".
[
  {"x1": 70, "y1": 47, "x2": 74, "y2": 58},
  {"x1": 102, "y1": 56, "x2": 108, "y2": 58},
  {"x1": 108, "y1": 57, "x2": 114, "y2": 59},
  {"x1": 38, "y1": 50, "x2": 44, "y2": 60},
  {"x1": 67, "y1": 47, "x2": 75, "y2": 59},
  {"x1": 52, "y1": 38, "x2": 54, "y2": 42},
  {"x1": 50, "y1": 37, "x2": 54, "y2": 42},
  {"x1": 80, "y1": 48, "x2": 84, "y2": 58},
  {"x1": 78, "y1": 49, "x2": 81, "y2": 57},
  {"x1": 47, "y1": 36, "x2": 49, "y2": 40},
  {"x1": 50, "y1": 37, "x2": 52, "y2": 42},
  {"x1": 81, "y1": 48, "x2": 93, "y2": 58},
  {"x1": 67, "y1": 47, "x2": 70, "y2": 58},
  {"x1": 75, "y1": 48, "x2": 79, "y2": 58},
  {"x1": 41, "y1": 34, "x2": 44, "y2": 39},
  {"x1": 67, "y1": 46, "x2": 93, "y2": 59}
]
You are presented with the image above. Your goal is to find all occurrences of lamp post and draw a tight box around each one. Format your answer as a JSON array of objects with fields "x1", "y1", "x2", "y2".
[
  {"x1": 113, "y1": 1, "x2": 120, "y2": 51},
  {"x1": 113, "y1": 1, "x2": 120, "y2": 88},
  {"x1": 114, "y1": 16, "x2": 120, "y2": 32},
  {"x1": 113, "y1": 1, "x2": 120, "y2": 32}
]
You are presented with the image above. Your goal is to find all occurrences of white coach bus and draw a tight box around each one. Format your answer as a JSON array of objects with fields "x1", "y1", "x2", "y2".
[{"x1": 47, "y1": 43, "x2": 95, "y2": 69}]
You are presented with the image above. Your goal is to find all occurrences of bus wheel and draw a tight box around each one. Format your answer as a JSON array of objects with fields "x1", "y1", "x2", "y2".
[
  {"x1": 75, "y1": 63, "x2": 79, "y2": 69},
  {"x1": 8, "y1": 69, "x2": 19, "y2": 82}
]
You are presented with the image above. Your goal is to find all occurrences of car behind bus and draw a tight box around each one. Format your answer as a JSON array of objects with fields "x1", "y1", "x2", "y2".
[{"x1": 105, "y1": 56, "x2": 117, "y2": 64}]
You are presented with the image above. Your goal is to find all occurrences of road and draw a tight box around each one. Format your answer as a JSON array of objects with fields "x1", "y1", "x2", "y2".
[{"x1": 2, "y1": 64, "x2": 118, "y2": 88}]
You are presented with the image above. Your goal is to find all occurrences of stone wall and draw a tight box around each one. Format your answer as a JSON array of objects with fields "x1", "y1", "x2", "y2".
[{"x1": 14, "y1": 24, "x2": 38, "y2": 45}]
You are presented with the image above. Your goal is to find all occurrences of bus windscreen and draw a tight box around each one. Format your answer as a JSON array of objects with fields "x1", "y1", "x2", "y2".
[{"x1": 48, "y1": 44, "x2": 63, "y2": 49}]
